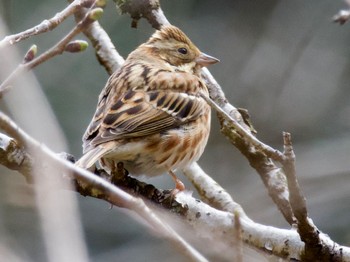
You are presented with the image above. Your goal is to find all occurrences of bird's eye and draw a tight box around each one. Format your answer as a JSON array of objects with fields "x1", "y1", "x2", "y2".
[{"x1": 178, "y1": 47, "x2": 188, "y2": 55}]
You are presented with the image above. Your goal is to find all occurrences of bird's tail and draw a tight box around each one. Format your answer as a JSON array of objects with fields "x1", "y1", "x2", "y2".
[{"x1": 75, "y1": 146, "x2": 109, "y2": 169}]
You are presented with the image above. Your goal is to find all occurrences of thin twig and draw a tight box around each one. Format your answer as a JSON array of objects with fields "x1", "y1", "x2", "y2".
[
  {"x1": 200, "y1": 92, "x2": 285, "y2": 162},
  {"x1": 282, "y1": 132, "x2": 306, "y2": 221},
  {"x1": 73, "y1": 3, "x2": 124, "y2": 75},
  {"x1": 0, "y1": 0, "x2": 92, "y2": 48},
  {"x1": 281, "y1": 132, "x2": 341, "y2": 261},
  {"x1": 234, "y1": 211, "x2": 243, "y2": 262},
  {"x1": 0, "y1": 7, "x2": 103, "y2": 97}
]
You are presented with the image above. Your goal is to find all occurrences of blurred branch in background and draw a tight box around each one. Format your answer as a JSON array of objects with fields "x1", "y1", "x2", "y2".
[
  {"x1": 1, "y1": 0, "x2": 350, "y2": 261},
  {"x1": 0, "y1": 5, "x2": 90, "y2": 261},
  {"x1": 333, "y1": 0, "x2": 350, "y2": 25}
]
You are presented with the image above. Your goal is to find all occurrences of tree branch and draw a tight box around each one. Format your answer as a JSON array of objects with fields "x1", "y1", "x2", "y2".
[
  {"x1": 183, "y1": 163, "x2": 244, "y2": 214},
  {"x1": 0, "y1": 0, "x2": 95, "y2": 48},
  {"x1": 0, "y1": 7, "x2": 104, "y2": 96},
  {"x1": 73, "y1": 1, "x2": 124, "y2": 75},
  {"x1": 0, "y1": 112, "x2": 208, "y2": 262},
  {"x1": 2, "y1": 113, "x2": 350, "y2": 260},
  {"x1": 282, "y1": 133, "x2": 344, "y2": 261}
]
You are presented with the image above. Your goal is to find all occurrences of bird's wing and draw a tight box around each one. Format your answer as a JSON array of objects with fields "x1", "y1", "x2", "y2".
[
  {"x1": 82, "y1": 68, "x2": 125, "y2": 145},
  {"x1": 83, "y1": 70, "x2": 208, "y2": 152}
]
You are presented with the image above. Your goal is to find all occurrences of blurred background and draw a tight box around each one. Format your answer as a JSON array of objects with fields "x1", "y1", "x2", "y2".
[{"x1": 1, "y1": 0, "x2": 350, "y2": 261}]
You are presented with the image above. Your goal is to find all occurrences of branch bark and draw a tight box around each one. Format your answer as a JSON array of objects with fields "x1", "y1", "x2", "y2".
[{"x1": 3, "y1": 128, "x2": 350, "y2": 260}]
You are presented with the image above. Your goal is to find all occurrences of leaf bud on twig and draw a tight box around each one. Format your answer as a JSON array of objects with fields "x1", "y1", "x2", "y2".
[
  {"x1": 23, "y1": 44, "x2": 38, "y2": 63},
  {"x1": 65, "y1": 40, "x2": 88, "y2": 53}
]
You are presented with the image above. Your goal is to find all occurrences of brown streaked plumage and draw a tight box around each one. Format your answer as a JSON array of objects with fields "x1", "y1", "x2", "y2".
[{"x1": 76, "y1": 25, "x2": 219, "y2": 191}]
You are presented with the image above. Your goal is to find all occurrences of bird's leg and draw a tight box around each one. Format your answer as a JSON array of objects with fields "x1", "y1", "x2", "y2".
[
  {"x1": 169, "y1": 170, "x2": 185, "y2": 192},
  {"x1": 110, "y1": 161, "x2": 129, "y2": 184}
]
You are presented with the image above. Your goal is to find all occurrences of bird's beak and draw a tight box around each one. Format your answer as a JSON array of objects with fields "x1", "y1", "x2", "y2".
[{"x1": 195, "y1": 52, "x2": 220, "y2": 67}]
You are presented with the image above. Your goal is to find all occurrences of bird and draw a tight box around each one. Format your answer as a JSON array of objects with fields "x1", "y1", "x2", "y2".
[{"x1": 75, "y1": 25, "x2": 219, "y2": 191}]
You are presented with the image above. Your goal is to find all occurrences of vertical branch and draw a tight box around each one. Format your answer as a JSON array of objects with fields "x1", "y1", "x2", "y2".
[
  {"x1": 282, "y1": 132, "x2": 342, "y2": 261},
  {"x1": 283, "y1": 132, "x2": 307, "y2": 221},
  {"x1": 234, "y1": 211, "x2": 243, "y2": 262}
]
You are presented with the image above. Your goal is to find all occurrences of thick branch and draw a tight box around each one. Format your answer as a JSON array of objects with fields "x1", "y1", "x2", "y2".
[
  {"x1": 115, "y1": 0, "x2": 161, "y2": 28},
  {"x1": 183, "y1": 163, "x2": 244, "y2": 214},
  {"x1": 175, "y1": 193, "x2": 350, "y2": 260},
  {"x1": 0, "y1": 112, "x2": 208, "y2": 262},
  {"x1": 0, "y1": 134, "x2": 32, "y2": 182},
  {"x1": 2, "y1": 120, "x2": 350, "y2": 260}
]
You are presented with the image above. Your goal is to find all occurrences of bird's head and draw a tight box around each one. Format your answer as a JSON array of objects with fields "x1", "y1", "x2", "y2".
[{"x1": 143, "y1": 25, "x2": 219, "y2": 72}]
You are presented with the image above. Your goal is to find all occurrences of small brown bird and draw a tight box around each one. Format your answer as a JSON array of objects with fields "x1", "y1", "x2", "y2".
[{"x1": 76, "y1": 25, "x2": 219, "y2": 191}]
